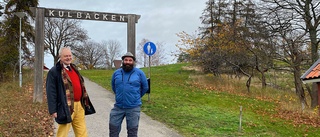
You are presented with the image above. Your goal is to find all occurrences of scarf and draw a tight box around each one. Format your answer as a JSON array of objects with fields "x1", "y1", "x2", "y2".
[
  {"x1": 61, "y1": 67, "x2": 74, "y2": 114},
  {"x1": 61, "y1": 63, "x2": 90, "y2": 114}
]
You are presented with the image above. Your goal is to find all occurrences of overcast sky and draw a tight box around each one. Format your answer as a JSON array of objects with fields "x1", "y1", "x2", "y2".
[{"x1": 38, "y1": 0, "x2": 208, "y2": 68}]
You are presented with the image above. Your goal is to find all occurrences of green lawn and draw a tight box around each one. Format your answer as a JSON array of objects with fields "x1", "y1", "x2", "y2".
[{"x1": 80, "y1": 63, "x2": 320, "y2": 137}]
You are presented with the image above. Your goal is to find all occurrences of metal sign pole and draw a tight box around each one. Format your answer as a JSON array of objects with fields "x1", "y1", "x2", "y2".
[
  {"x1": 148, "y1": 55, "x2": 151, "y2": 101},
  {"x1": 143, "y1": 41, "x2": 156, "y2": 102},
  {"x1": 148, "y1": 56, "x2": 151, "y2": 78}
]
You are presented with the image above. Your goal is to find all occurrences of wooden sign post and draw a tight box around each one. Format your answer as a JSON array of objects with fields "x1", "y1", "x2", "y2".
[{"x1": 30, "y1": 7, "x2": 140, "y2": 102}]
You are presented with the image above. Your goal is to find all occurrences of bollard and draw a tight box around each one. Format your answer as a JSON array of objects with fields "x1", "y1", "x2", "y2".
[{"x1": 239, "y1": 106, "x2": 242, "y2": 132}]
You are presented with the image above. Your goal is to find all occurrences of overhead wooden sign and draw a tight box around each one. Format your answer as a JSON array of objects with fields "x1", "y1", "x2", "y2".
[
  {"x1": 45, "y1": 8, "x2": 128, "y2": 22},
  {"x1": 30, "y1": 7, "x2": 140, "y2": 103},
  {"x1": 31, "y1": 7, "x2": 140, "y2": 23}
]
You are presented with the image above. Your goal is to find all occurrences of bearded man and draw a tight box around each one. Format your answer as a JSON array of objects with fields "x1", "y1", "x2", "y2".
[{"x1": 109, "y1": 52, "x2": 149, "y2": 137}]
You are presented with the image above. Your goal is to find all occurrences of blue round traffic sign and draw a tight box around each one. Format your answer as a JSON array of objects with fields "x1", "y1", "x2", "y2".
[{"x1": 143, "y1": 42, "x2": 157, "y2": 56}]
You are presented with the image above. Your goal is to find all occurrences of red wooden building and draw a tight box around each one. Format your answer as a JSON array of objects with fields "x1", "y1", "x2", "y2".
[{"x1": 301, "y1": 59, "x2": 320, "y2": 114}]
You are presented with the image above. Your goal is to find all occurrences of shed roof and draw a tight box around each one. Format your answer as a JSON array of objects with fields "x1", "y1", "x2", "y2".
[{"x1": 301, "y1": 58, "x2": 320, "y2": 83}]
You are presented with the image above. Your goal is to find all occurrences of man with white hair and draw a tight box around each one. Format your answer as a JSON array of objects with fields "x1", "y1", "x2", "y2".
[{"x1": 46, "y1": 47, "x2": 94, "y2": 137}]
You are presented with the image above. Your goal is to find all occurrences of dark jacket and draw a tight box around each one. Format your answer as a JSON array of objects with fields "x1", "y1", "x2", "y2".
[{"x1": 46, "y1": 61, "x2": 86, "y2": 124}]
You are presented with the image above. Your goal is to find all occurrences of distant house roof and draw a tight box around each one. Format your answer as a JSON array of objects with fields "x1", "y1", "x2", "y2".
[
  {"x1": 43, "y1": 65, "x2": 49, "y2": 70},
  {"x1": 301, "y1": 59, "x2": 320, "y2": 84}
]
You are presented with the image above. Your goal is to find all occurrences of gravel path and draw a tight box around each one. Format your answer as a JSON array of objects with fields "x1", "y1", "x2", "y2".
[{"x1": 53, "y1": 77, "x2": 183, "y2": 137}]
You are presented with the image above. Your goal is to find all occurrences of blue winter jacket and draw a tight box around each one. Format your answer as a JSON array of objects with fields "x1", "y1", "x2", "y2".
[{"x1": 111, "y1": 67, "x2": 149, "y2": 108}]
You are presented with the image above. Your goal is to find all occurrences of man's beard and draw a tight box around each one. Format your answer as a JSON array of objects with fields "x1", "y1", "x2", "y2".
[{"x1": 122, "y1": 63, "x2": 134, "y2": 72}]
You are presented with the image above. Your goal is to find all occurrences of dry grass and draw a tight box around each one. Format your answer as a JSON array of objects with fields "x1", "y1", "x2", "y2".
[{"x1": 186, "y1": 71, "x2": 320, "y2": 128}]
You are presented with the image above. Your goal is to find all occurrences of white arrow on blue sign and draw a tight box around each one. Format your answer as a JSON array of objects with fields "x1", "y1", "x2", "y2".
[{"x1": 143, "y1": 42, "x2": 157, "y2": 56}]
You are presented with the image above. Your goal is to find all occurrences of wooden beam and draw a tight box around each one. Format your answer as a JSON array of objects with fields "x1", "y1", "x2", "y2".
[
  {"x1": 33, "y1": 8, "x2": 45, "y2": 103},
  {"x1": 31, "y1": 7, "x2": 140, "y2": 104},
  {"x1": 127, "y1": 14, "x2": 136, "y2": 56}
]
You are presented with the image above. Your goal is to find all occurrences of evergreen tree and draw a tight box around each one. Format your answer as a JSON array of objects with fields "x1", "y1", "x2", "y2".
[{"x1": 0, "y1": 0, "x2": 38, "y2": 82}]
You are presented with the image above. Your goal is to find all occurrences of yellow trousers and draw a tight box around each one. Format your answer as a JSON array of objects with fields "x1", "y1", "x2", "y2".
[{"x1": 56, "y1": 101, "x2": 88, "y2": 137}]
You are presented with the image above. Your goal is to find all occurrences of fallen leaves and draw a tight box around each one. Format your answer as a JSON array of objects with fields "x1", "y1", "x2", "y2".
[
  {"x1": 274, "y1": 108, "x2": 320, "y2": 128},
  {"x1": 0, "y1": 82, "x2": 53, "y2": 137}
]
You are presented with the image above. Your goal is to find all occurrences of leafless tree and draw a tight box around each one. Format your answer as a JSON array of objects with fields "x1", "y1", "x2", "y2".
[
  {"x1": 262, "y1": 0, "x2": 320, "y2": 109},
  {"x1": 259, "y1": 1, "x2": 310, "y2": 109},
  {"x1": 100, "y1": 40, "x2": 123, "y2": 69},
  {"x1": 149, "y1": 42, "x2": 167, "y2": 66},
  {"x1": 137, "y1": 38, "x2": 149, "y2": 67},
  {"x1": 44, "y1": 18, "x2": 88, "y2": 65},
  {"x1": 72, "y1": 41, "x2": 105, "y2": 69},
  {"x1": 137, "y1": 39, "x2": 167, "y2": 67}
]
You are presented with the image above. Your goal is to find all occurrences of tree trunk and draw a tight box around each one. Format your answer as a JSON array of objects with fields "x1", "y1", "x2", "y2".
[
  {"x1": 293, "y1": 68, "x2": 307, "y2": 109},
  {"x1": 246, "y1": 76, "x2": 252, "y2": 93},
  {"x1": 54, "y1": 56, "x2": 59, "y2": 66},
  {"x1": 309, "y1": 28, "x2": 319, "y2": 63},
  {"x1": 309, "y1": 29, "x2": 319, "y2": 109},
  {"x1": 260, "y1": 71, "x2": 267, "y2": 89}
]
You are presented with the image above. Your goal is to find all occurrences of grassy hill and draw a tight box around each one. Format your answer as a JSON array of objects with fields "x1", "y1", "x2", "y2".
[
  {"x1": 81, "y1": 63, "x2": 320, "y2": 137},
  {"x1": 1, "y1": 63, "x2": 320, "y2": 136}
]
